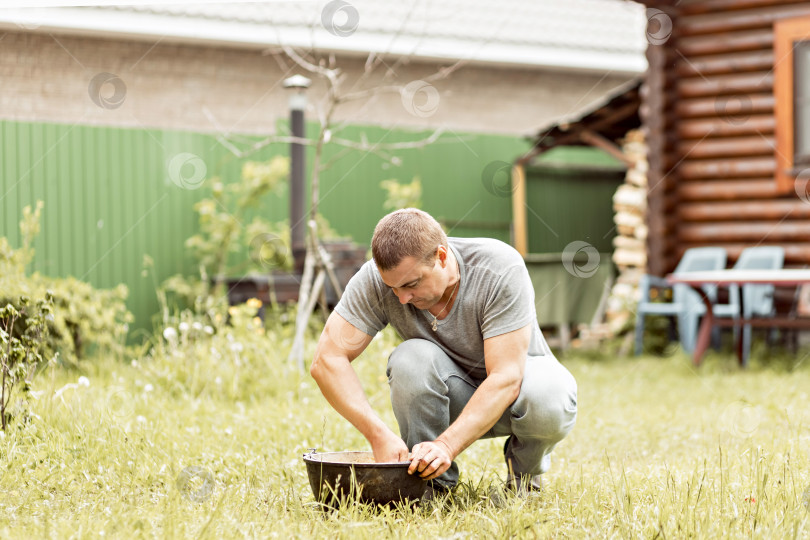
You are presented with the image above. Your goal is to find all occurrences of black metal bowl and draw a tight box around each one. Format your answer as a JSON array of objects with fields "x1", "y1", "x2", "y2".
[{"x1": 302, "y1": 450, "x2": 428, "y2": 506}]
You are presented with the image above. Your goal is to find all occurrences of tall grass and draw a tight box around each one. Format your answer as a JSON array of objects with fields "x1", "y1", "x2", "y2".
[{"x1": 1, "y1": 323, "x2": 809, "y2": 538}]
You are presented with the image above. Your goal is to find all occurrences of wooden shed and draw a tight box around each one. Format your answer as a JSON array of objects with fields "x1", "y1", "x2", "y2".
[
  {"x1": 512, "y1": 79, "x2": 641, "y2": 255},
  {"x1": 636, "y1": 0, "x2": 810, "y2": 276},
  {"x1": 508, "y1": 81, "x2": 642, "y2": 346}
]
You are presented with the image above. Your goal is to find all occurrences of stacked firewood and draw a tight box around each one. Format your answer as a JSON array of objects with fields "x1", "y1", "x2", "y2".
[
  {"x1": 606, "y1": 129, "x2": 648, "y2": 336},
  {"x1": 576, "y1": 129, "x2": 648, "y2": 347}
]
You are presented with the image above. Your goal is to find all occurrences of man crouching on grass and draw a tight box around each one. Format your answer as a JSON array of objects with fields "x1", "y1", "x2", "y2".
[{"x1": 309, "y1": 208, "x2": 577, "y2": 495}]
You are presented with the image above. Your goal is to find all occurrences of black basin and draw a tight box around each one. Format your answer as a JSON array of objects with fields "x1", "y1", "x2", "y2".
[{"x1": 303, "y1": 450, "x2": 428, "y2": 506}]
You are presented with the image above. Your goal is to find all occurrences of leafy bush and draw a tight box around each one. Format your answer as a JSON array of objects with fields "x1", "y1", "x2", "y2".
[
  {"x1": 0, "y1": 202, "x2": 132, "y2": 365},
  {"x1": 185, "y1": 157, "x2": 292, "y2": 280},
  {"x1": 158, "y1": 157, "x2": 292, "y2": 315},
  {"x1": 381, "y1": 177, "x2": 422, "y2": 210},
  {"x1": 0, "y1": 294, "x2": 52, "y2": 430},
  {"x1": 151, "y1": 155, "x2": 351, "y2": 368}
]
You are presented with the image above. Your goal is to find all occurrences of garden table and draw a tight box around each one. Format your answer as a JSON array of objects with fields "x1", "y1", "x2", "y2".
[{"x1": 666, "y1": 269, "x2": 810, "y2": 367}]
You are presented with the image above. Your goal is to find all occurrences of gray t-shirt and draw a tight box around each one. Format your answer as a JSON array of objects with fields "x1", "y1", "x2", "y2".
[{"x1": 335, "y1": 237, "x2": 552, "y2": 380}]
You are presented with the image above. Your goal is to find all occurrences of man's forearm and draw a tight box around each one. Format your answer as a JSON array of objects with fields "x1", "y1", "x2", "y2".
[
  {"x1": 310, "y1": 353, "x2": 392, "y2": 444},
  {"x1": 436, "y1": 372, "x2": 521, "y2": 458}
]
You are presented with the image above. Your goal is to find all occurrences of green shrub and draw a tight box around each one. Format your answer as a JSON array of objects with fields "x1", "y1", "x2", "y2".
[
  {"x1": 158, "y1": 155, "x2": 347, "y2": 317},
  {"x1": 184, "y1": 157, "x2": 292, "y2": 281},
  {"x1": 0, "y1": 294, "x2": 53, "y2": 430},
  {"x1": 150, "y1": 155, "x2": 349, "y2": 367},
  {"x1": 157, "y1": 157, "x2": 291, "y2": 317},
  {"x1": 380, "y1": 176, "x2": 422, "y2": 210},
  {"x1": 0, "y1": 202, "x2": 133, "y2": 365}
]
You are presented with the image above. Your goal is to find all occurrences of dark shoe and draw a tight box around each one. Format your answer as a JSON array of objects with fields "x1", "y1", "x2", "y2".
[
  {"x1": 485, "y1": 478, "x2": 540, "y2": 507},
  {"x1": 420, "y1": 481, "x2": 453, "y2": 503},
  {"x1": 506, "y1": 473, "x2": 543, "y2": 497},
  {"x1": 503, "y1": 435, "x2": 543, "y2": 497}
]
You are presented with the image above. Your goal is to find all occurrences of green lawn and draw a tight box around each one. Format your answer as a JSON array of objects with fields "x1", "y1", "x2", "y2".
[{"x1": 2, "y1": 324, "x2": 809, "y2": 539}]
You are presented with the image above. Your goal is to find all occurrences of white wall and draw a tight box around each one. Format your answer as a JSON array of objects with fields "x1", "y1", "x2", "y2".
[{"x1": 1, "y1": 30, "x2": 634, "y2": 136}]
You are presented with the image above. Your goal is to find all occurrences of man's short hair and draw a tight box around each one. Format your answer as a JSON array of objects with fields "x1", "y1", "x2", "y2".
[{"x1": 371, "y1": 208, "x2": 448, "y2": 271}]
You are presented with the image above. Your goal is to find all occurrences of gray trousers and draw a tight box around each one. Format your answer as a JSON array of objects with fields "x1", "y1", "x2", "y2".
[{"x1": 386, "y1": 338, "x2": 577, "y2": 488}]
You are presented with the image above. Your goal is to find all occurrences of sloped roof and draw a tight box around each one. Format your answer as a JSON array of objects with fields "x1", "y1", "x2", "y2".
[
  {"x1": 0, "y1": 0, "x2": 648, "y2": 74},
  {"x1": 524, "y1": 77, "x2": 642, "y2": 161}
]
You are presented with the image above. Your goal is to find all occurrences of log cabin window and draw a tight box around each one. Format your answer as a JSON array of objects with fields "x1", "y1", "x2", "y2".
[
  {"x1": 775, "y1": 16, "x2": 810, "y2": 190},
  {"x1": 796, "y1": 42, "x2": 810, "y2": 166}
]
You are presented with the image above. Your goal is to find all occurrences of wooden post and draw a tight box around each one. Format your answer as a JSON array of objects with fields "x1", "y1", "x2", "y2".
[{"x1": 512, "y1": 162, "x2": 528, "y2": 256}]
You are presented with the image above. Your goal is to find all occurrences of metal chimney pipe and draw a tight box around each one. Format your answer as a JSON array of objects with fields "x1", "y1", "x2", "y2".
[{"x1": 283, "y1": 75, "x2": 311, "y2": 275}]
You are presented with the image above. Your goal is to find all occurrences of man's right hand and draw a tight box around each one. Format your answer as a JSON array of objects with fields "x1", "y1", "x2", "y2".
[
  {"x1": 312, "y1": 313, "x2": 407, "y2": 464},
  {"x1": 371, "y1": 432, "x2": 409, "y2": 463}
]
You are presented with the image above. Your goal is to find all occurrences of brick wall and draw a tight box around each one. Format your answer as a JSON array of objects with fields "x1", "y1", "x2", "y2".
[{"x1": 0, "y1": 30, "x2": 632, "y2": 136}]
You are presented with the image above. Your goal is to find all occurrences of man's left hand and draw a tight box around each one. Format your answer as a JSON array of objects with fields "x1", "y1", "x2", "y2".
[{"x1": 407, "y1": 440, "x2": 454, "y2": 480}]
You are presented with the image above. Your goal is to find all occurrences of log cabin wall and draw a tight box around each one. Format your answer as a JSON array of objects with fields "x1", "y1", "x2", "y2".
[
  {"x1": 641, "y1": 0, "x2": 810, "y2": 275},
  {"x1": 641, "y1": 1, "x2": 679, "y2": 277}
]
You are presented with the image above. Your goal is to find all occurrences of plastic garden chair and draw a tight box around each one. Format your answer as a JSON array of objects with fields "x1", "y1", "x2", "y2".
[
  {"x1": 713, "y1": 246, "x2": 784, "y2": 365},
  {"x1": 634, "y1": 247, "x2": 727, "y2": 355}
]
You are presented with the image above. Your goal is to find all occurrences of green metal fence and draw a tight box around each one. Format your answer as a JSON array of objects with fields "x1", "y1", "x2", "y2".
[{"x1": 1, "y1": 119, "x2": 533, "y2": 337}]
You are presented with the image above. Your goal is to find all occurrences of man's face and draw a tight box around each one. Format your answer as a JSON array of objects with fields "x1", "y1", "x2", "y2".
[{"x1": 378, "y1": 253, "x2": 446, "y2": 309}]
